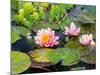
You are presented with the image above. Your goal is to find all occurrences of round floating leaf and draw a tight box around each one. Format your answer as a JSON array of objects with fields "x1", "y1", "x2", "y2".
[
  {"x1": 12, "y1": 26, "x2": 31, "y2": 37},
  {"x1": 65, "y1": 40, "x2": 80, "y2": 49},
  {"x1": 81, "y1": 23, "x2": 96, "y2": 34},
  {"x1": 65, "y1": 41, "x2": 90, "y2": 56},
  {"x1": 29, "y1": 48, "x2": 53, "y2": 63},
  {"x1": 11, "y1": 51, "x2": 31, "y2": 74},
  {"x1": 11, "y1": 30, "x2": 21, "y2": 44},
  {"x1": 47, "y1": 49, "x2": 64, "y2": 64},
  {"x1": 77, "y1": 13, "x2": 95, "y2": 23},
  {"x1": 47, "y1": 48, "x2": 80, "y2": 66},
  {"x1": 32, "y1": 21, "x2": 59, "y2": 32},
  {"x1": 80, "y1": 51, "x2": 96, "y2": 64},
  {"x1": 62, "y1": 48, "x2": 80, "y2": 66},
  {"x1": 79, "y1": 46, "x2": 90, "y2": 56}
]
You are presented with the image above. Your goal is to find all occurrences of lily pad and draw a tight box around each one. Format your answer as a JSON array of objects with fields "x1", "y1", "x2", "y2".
[
  {"x1": 81, "y1": 23, "x2": 96, "y2": 34},
  {"x1": 32, "y1": 21, "x2": 59, "y2": 32},
  {"x1": 71, "y1": 6, "x2": 96, "y2": 24},
  {"x1": 11, "y1": 30, "x2": 21, "y2": 44},
  {"x1": 65, "y1": 40, "x2": 80, "y2": 49},
  {"x1": 47, "y1": 48, "x2": 64, "y2": 63},
  {"x1": 77, "y1": 13, "x2": 96, "y2": 23},
  {"x1": 12, "y1": 26, "x2": 31, "y2": 37},
  {"x1": 47, "y1": 48, "x2": 80, "y2": 66},
  {"x1": 61, "y1": 48, "x2": 80, "y2": 66},
  {"x1": 79, "y1": 46, "x2": 90, "y2": 56},
  {"x1": 29, "y1": 48, "x2": 53, "y2": 63},
  {"x1": 80, "y1": 51, "x2": 96, "y2": 64},
  {"x1": 65, "y1": 41, "x2": 90, "y2": 56},
  {"x1": 11, "y1": 51, "x2": 31, "y2": 74},
  {"x1": 11, "y1": 26, "x2": 31, "y2": 44}
]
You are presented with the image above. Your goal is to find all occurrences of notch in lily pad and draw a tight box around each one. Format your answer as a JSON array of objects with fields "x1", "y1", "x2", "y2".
[{"x1": 47, "y1": 48, "x2": 80, "y2": 66}]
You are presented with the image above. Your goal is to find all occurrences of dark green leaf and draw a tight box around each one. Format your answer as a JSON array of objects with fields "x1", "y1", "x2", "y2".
[
  {"x1": 12, "y1": 26, "x2": 31, "y2": 37},
  {"x1": 80, "y1": 51, "x2": 96, "y2": 64}
]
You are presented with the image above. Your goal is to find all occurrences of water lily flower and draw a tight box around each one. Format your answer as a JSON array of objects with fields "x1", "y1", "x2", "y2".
[
  {"x1": 34, "y1": 28, "x2": 59, "y2": 47},
  {"x1": 79, "y1": 34, "x2": 93, "y2": 46},
  {"x1": 90, "y1": 40, "x2": 96, "y2": 47},
  {"x1": 64, "y1": 22, "x2": 80, "y2": 36}
]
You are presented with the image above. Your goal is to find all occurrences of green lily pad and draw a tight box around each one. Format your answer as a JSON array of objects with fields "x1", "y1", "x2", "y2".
[
  {"x1": 29, "y1": 48, "x2": 53, "y2": 63},
  {"x1": 79, "y1": 46, "x2": 90, "y2": 56},
  {"x1": 80, "y1": 51, "x2": 96, "y2": 64},
  {"x1": 77, "y1": 13, "x2": 96, "y2": 23},
  {"x1": 65, "y1": 40, "x2": 80, "y2": 49},
  {"x1": 11, "y1": 29, "x2": 21, "y2": 44},
  {"x1": 32, "y1": 21, "x2": 59, "y2": 32},
  {"x1": 65, "y1": 41, "x2": 90, "y2": 56},
  {"x1": 72, "y1": 6, "x2": 96, "y2": 24},
  {"x1": 81, "y1": 23, "x2": 96, "y2": 34},
  {"x1": 11, "y1": 26, "x2": 31, "y2": 44},
  {"x1": 47, "y1": 48, "x2": 64, "y2": 63},
  {"x1": 12, "y1": 26, "x2": 31, "y2": 37},
  {"x1": 47, "y1": 48, "x2": 80, "y2": 66},
  {"x1": 62, "y1": 48, "x2": 80, "y2": 66},
  {"x1": 11, "y1": 51, "x2": 31, "y2": 74}
]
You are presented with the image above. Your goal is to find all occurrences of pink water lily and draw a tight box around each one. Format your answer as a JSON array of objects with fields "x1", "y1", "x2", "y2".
[
  {"x1": 64, "y1": 22, "x2": 80, "y2": 36},
  {"x1": 79, "y1": 34, "x2": 93, "y2": 46},
  {"x1": 90, "y1": 40, "x2": 96, "y2": 47},
  {"x1": 34, "y1": 28, "x2": 59, "y2": 47}
]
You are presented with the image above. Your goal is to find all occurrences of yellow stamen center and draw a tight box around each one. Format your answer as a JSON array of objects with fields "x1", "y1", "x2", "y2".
[{"x1": 41, "y1": 34, "x2": 50, "y2": 43}]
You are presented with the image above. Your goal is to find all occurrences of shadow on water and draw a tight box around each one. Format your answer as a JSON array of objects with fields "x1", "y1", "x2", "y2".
[
  {"x1": 12, "y1": 35, "x2": 35, "y2": 53},
  {"x1": 21, "y1": 60, "x2": 95, "y2": 74}
]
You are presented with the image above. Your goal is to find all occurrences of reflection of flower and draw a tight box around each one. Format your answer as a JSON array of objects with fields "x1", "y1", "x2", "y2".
[
  {"x1": 79, "y1": 34, "x2": 93, "y2": 46},
  {"x1": 35, "y1": 28, "x2": 59, "y2": 47},
  {"x1": 64, "y1": 22, "x2": 80, "y2": 36}
]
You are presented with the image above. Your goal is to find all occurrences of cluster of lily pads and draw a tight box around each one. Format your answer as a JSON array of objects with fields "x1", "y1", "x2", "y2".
[
  {"x1": 11, "y1": 1, "x2": 96, "y2": 74},
  {"x1": 12, "y1": 22, "x2": 96, "y2": 74}
]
